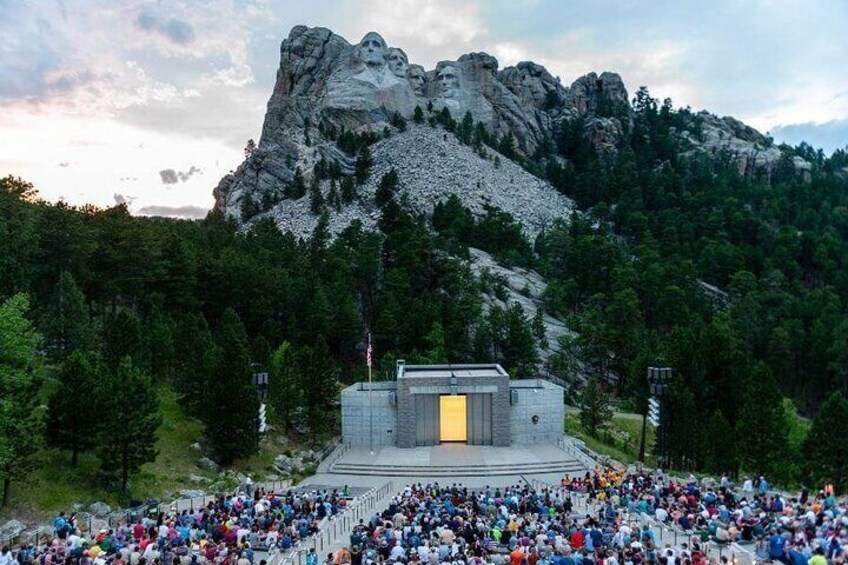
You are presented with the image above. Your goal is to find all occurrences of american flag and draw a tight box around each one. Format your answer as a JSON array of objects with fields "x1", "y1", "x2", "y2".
[{"x1": 366, "y1": 334, "x2": 372, "y2": 368}]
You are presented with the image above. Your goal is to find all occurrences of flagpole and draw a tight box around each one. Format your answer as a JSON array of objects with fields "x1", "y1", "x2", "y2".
[{"x1": 368, "y1": 332, "x2": 374, "y2": 454}]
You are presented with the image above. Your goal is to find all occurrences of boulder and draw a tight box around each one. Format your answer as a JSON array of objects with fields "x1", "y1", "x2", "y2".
[
  {"x1": 198, "y1": 457, "x2": 221, "y2": 473},
  {"x1": 88, "y1": 502, "x2": 112, "y2": 517},
  {"x1": 0, "y1": 519, "x2": 26, "y2": 540}
]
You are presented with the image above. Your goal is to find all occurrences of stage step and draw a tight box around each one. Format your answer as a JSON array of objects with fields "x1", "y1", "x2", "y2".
[{"x1": 330, "y1": 460, "x2": 586, "y2": 477}]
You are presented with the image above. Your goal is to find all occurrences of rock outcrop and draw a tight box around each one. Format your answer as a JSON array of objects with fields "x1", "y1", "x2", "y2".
[
  {"x1": 680, "y1": 112, "x2": 812, "y2": 181},
  {"x1": 214, "y1": 25, "x2": 810, "y2": 235},
  {"x1": 467, "y1": 248, "x2": 571, "y2": 376},
  {"x1": 214, "y1": 26, "x2": 626, "y2": 226},
  {"x1": 241, "y1": 126, "x2": 573, "y2": 240}
]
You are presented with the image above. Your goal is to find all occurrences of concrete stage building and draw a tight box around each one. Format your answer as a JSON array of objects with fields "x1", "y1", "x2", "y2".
[{"x1": 341, "y1": 362, "x2": 564, "y2": 448}]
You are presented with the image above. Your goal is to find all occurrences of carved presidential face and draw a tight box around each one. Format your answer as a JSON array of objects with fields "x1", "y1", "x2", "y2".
[
  {"x1": 388, "y1": 48, "x2": 408, "y2": 78},
  {"x1": 358, "y1": 32, "x2": 387, "y2": 69},
  {"x1": 406, "y1": 64, "x2": 426, "y2": 96},
  {"x1": 438, "y1": 65, "x2": 460, "y2": 98}
]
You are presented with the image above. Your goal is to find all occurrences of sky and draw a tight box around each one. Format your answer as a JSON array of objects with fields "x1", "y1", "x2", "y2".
[{"x1": 1, "y1": 0, "x2": 847, "y2": 217}]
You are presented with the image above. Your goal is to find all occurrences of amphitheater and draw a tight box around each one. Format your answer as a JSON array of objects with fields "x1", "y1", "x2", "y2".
[{"x1": 267, "y1": 363, "x2": 760, "y2": 565}]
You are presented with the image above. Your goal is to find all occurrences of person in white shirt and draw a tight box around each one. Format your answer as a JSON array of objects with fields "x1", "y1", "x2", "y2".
[
  {"x1": 0, "y1": 546, "x2": 14, "y2": 565},
  {"x1": 742, "y1": 477, "x2": 753, "y2": 499},
  {"x1": 417, "y1": 540, "x2": 431, "y2": 562},
  {"x1": 655, "y1": 507, "x2": 668, "y2": 523},
  {"x1": 390, "y1": 544, "x2": 406, "y2": 561}
]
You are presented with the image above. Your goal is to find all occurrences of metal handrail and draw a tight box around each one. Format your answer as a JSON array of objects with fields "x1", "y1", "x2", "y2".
[{"x1": 269, "y1": 480, "x2": 396, "y2": 565}]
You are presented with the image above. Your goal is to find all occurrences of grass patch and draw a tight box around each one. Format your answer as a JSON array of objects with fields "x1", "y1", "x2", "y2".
[
  {"x1": 564, "y1": 412, "x2": 656, "y2": 467},
  {"x1": 1, "y1": 383, "x2": 308, "y2": 522}
]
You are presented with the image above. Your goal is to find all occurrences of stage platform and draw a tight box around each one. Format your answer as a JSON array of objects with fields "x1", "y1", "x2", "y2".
[{"x1": 319, "y1": 443, "x2": 588, "y2": 480}]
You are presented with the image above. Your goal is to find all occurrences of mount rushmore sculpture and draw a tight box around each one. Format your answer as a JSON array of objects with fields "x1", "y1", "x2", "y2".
[
  {"x1": 215, "y1": 26, "x2": 804, "y2": 221},
  {"x1": 255, "y1": 26, "x2": 629, "y2": 159}
]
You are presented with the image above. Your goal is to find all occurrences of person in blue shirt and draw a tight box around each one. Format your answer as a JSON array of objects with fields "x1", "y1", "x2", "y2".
[
  {"x1": 787, "y1": 544, "x2": 807, "y2": 565},
  {"x1": 768, "y1": 530, "x2": 786, "y2": 562}
]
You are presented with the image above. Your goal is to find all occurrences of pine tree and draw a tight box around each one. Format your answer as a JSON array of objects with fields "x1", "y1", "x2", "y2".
[
  {"x1": 48, "y1": 351, "x2": 102, "y2": 465},
  {"x1": 173, "y1": 313, "x2": 215, "y2": 418},
  {"x1": 286, "y1": 167, "x2": 306, "y2": 199},
  {"x1": 699, "y1": 410, "x2": 736, "y2": 475},
  {"x1": 375, "y1": 168, "x2": 399, "y2": 207},
  {"x1": 309, "y1": 176, "x2": 324, "y2": 215},
  {"x1": 413, "y1": 106, "x2": 424, "y2": 124},
  {"x1": 0, "y1": 294, "x2": 46, "y2": 506},
  {"x1": 735, "y1": 363, "x2": 789, "y2": 479},
  {"x1": 144, "y1": 306, "x2": 174, "y2": 380},
  {"x1": 96, "y1": 356, "x2": 160, "y2": 496},
  {"x1": 205, "y1": 308, "x2": 259, "y2": 464},
  {"x1": 103, "y1": 309, "x2": 144, "y2": 368},
  {"x1": 240, "y1": 193, "x2": 258, "y2": 221},
  {"x1": 327, "y1": 179, "x2": 341, "y2": 211},
  {"x1": 579, "y1": 376, "x2": 612, "y2": 437},
  {"x1": 298, "y1": 337, "x2": 338, "y2": 445},
  {"x1": 424, "y1": 322, "x2": 448, "y2": 363},
  {"x1": 501, "y1": 303, "x2": 539, "y2": 376},
  {"x1": 268, "y1": 341, "x2": 301, "y2": 433},
  {"x1": 804, "y1": 390, "x2": 848, "y2": 492},
  {"x1": 341, "y1": 176, "x2": 356, "y2": 204},
  {"x1": 41, "y1": 271, "x2": 96, "y2": 360},
  {"x1": 354, "y1": 145, "x2": 373, "y2": 185},
  {"x1": 459, "y1": 111, "x2": 474, "y2": 144},
  {"x1": 532, "y1": 307, "x2": 548, "y2": 350}
]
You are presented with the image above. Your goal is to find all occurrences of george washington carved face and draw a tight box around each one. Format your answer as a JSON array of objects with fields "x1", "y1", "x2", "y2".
[{"x1": 358, "y1": 32, "x2": 387, "y2": 69}]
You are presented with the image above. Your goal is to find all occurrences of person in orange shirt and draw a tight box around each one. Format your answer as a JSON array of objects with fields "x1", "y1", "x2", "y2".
[
  {"x1": 334, "y1": 546, "x2": 351, "y2": 565},
  {"x1": 510, "y1": 546, "x2": 525, "y2": 565}
]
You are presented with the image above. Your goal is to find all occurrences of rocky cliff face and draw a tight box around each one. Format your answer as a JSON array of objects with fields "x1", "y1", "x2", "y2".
[
  {"x1": 214, "y1": 25, "x2": 809, "y2": 234},
  {"x1": 679, "y1": 112, "x2": 812, "y2": 181},
  {"x1": 214, "y1": 26, "x2": 628, "y2": 229}
]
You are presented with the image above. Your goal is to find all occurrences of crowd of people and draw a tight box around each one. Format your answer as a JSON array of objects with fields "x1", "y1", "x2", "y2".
[
  {"x1": 558, "y1": 468, "x2": 845, "y2": 565},
  {"x1": 1, "y1": 486, "x2": 348, "y2": 565},
  {"x1": 318, "y1": 472, "x2": 845, "y2": 565},
  {"x1": 3, "y1": 471, "x2": 846, "y2": 565}
]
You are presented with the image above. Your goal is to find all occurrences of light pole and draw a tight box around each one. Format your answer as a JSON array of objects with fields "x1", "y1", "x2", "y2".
[
  {"x1": 367, "y1": 333, "x2": 373, "y2": 455},
  {"x1": 252, "y1": 363, "x2": 269, "y2": 434},
  {"x1": 647, "y1": 366, "x2": 672, "y2": 470}
]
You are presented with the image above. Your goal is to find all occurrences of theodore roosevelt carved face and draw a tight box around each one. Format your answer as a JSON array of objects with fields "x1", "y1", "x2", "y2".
[{"x1": 406, "y1": 64, "x2": 426, "y2": 96}]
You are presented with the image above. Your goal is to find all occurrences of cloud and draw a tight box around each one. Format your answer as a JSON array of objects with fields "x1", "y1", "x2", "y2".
[
  {"x1": 178, "y1": 165, "x2": 201, "y2": 181},
  {"x1": 771, "y1": 119, "x2": 848, "y2": 155},
  {"x1": 136, "y1": 9, "x2": 196, "y2": 45},
  {"x1": 159, "y1": 169, "x2": 179, "y2": 184},
  {"x1": 114, "y1": 193, "x2": 138, "y2": 206},
  {"x1": 137, "y1": 205, "x2": 209, "y2": 219},
  {"x1": 159, "y1": 165, "x2": 201, "y2": 184}
]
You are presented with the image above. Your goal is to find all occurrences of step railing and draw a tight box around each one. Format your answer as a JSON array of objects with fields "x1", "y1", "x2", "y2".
[
  {"x1": 324, "y1": 442, "x2": 350, "y2": 472},
  {"x1": 270, "y1": 481, "x2": 395, "y2": 565},
  {"x1": 556, "y1": 435, "x2": 599, "y2": 471}
]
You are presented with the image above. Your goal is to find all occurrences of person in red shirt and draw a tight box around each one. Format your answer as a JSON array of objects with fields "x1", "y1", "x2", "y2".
[
  {"x1": 132, "y1": 522, "x2": 145, "y2": 541},
  {"x1": 570, "y1": 529, "x2": 584, "y2": 550}
]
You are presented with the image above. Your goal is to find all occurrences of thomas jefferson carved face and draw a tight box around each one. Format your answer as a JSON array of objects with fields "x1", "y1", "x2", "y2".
[
  {"x1": 406, "y1": 64, "x2": 426, "y2": 96},
  {"x1": 438, "y1": 65, "x2": 460, "y2": 98},
  {"x1": 388, "y1": 48, "x2": 408, "y2": 78},
  {"x1": 358, "y1": 32, "x2": 387, "y2": 69}
]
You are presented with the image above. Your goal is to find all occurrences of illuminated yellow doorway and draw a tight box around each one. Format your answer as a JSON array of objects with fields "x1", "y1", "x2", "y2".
[{"x1": 439, "y1": 395, "x2": 467, "y2": 442}]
